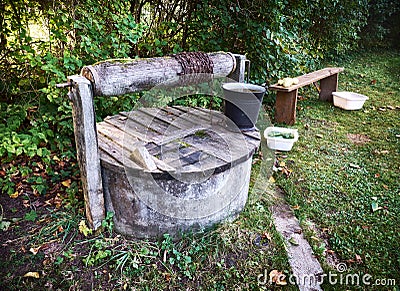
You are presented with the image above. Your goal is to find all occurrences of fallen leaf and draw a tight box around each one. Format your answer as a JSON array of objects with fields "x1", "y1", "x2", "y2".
[
  {"x1": 23, "y1": 271, "x2": 40, "y2": 278},
  {"x1": 163, "y1": 272, "x2": 171, "y2": 282},
  {"x1": 288, "y1": 237, "x2": 299, "y2": 245},
  {"x1": 374, "y1": 173, "x2": 380, "y2": 178},
  {"x1": 349, "y1": 163, "x2": 360, "y2": 169},
  {"x1": 292, "y1": 205, "x2": 300, "y2": 210},
  {"x1": 10, "y1": 191, "x2": 19, "y2": 199},
  {"x1": 371, "y1": 201, "x2": 383, "y2": 212},
  {"x1": 45, "y1": 194, "x2": 63, "y2": 208},
  {"x1": 269, "y1": 270, "x2": 287, "y2": 285},
  {"x1": 0, "y1": 221, "x2": 11, "y2": 231},
  {"x1": 22, "y1": 199, "x2": 30, "y2": 208},
  {"x1": 30, "y1": 246, "x2": 41, "y2": 255},
  {"x1": 268, "y1": 176, "x2": 275, "y2": 183},
  {"x1": 61, "y1": 179, "x2": 71, "y2": 188},
  {"x1": 294, "y1": 228, "x2": 302, "y2": 234},
  {"x1": 382, "y1": 184, "x2": 389, "y2": 190},
  {"x1": 370, "y1": 79, "x2": 376, "y2": 85},
  {"x1": 262, "y1": 232, "x2": 272, "y2": 240},
  {"x1": 79, "y1": 220, "x2": 92, "y2": 237}
]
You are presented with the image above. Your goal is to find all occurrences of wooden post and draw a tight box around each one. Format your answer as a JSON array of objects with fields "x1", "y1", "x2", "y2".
[
  {"x1": 275, "y1": 90, "x2": 298, "y2": 125},
  {"x1": 68, "y1": 75, "x2": 105, "y2": 229},
  {"x1": 319, "y1": 73, "x2": 339, "y2": 102}
]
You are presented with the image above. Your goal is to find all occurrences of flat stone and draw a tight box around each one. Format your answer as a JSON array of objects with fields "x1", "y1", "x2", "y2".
[{"x1": 271, "y1": 189, "x2": 324, "y2": 291}]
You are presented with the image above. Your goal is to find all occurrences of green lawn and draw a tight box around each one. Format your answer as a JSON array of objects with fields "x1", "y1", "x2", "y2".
[{"x1": 273, "y1": 50, "x2": 400, "y2": 289}]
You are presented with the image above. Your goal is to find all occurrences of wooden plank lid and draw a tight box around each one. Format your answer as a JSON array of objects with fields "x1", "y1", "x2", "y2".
[{"x1": 97, "y1": 106, "x2": 260, "y2": 175}]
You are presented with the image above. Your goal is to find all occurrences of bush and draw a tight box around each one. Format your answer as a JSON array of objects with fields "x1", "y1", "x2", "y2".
[{"x1": 359, "y1": 0, "x2": 400, "y2": 48}]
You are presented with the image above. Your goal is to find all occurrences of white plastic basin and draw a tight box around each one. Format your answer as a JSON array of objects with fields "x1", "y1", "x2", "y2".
[
  {"x1": 332, "y1": 91, "x2": 368, "y2": 110},
  {"x1": 264, "y1": 127, "x2": 299, "y2": 151}
]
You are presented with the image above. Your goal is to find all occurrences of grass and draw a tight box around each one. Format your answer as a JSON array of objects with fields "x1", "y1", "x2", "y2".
[
  {"x1": 0, "y1": 49, "x2": 399, "y2": 290},
  {"x1": 273, "y1": 50, "x2": 400, "y2": 288},
  {"x1": 0, "y1": 158, "x2": 293, "y2": 290}
]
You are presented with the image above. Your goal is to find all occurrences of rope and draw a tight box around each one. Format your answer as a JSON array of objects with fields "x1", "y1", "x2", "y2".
[
  {"x1": 171, "y1": 51, "x2": 214, "y2": 87},
  {"x1": 172, "y1": 51, "x2": 214, "y2": 75}
]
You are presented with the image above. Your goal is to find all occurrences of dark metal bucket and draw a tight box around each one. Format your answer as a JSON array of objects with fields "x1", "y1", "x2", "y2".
[{"x1": 222, "y1": 83, "x2": 266, "y2": 130}]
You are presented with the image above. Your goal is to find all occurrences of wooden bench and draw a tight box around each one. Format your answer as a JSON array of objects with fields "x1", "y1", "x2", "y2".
[{"x1": 269, "y1": 67, "x2": 344, "y2": 125}]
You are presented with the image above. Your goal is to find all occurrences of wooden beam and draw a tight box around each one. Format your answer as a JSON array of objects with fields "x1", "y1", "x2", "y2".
[
  {"x1": 68, "y1": 75, "x2": 105, "y2": 229},
  {"x1": 81, "y1": 52, "x2": 237, "y2": 96}
]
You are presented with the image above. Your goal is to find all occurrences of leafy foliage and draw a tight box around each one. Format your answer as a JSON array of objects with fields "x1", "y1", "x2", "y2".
[
  {"x1": 359, "y1": 0, "x2": 400, "y2": 48},
  {"x1": 0, "y1": 0, "x2": 395, "y2": 196}
]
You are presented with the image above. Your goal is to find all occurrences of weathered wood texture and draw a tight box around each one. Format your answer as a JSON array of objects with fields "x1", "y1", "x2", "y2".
[
  {"x1": 319, "y1": 73, "x2": 339, "y2": 102},
  {"x1": 68, "y1": 76, "x2": 105, "y2": 229},
  {"x1": 275, "y1": 90, "x2": 298, "y2": 126},
  {"x1": 269, "y1": 67, "x2": 344, "y2": 124},
  {"x1": 81, "y1": 52, "x2": 237, "y2": 96},
  {"x1": 97, "y1": 106, "x2": 260, "y2": 175},
  {"x1": 269, "y1": 67, "x2": 344, "y2": 92}
]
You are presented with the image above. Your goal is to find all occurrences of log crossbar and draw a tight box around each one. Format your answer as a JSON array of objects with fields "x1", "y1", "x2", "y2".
[
  {"x1": 66, "y1": 52, "x2": 247, "y2": 229},
  {"x1": 269, "y1": 67, "x2": 344, "y2": 125},
  {"x1": 81, "y1": 52, "x2": 237, "y2": 97}
]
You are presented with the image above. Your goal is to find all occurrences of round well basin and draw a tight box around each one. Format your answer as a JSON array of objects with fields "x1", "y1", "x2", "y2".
[{"x1": 97, "y1": 106, "x2": 260, "y2": 238}]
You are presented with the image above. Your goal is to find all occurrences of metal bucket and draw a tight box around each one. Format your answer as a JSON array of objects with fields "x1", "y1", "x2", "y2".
[{"x1": 222, "y1": 83, "x2": 266, "y2": 130}]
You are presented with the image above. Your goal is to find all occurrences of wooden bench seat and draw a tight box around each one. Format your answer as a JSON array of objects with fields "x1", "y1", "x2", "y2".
[{"x1": 269, "y1": 67, "x2": 344, "y2": 124}]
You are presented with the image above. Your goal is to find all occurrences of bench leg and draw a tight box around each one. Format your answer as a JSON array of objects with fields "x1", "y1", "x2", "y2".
[
  {"x1": 319, "y1": 73, "x2": 339, "y2": 102},
  {"x1": 275, "y1": 90, "x2": 298, "y2": 125}
]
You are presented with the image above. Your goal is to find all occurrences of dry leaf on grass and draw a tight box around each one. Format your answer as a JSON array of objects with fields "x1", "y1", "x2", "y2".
[
  {"x1": 269, "y1": 269, "x2": 287, "y2": 285},
  {"x1": 23, "y1": 271, "x2": 40, "y2": 278},
  {"x1": 61, "y1": 179, "x2": 71, "y2": 188},
  {"x1": 79, "y1": 220, "x2": 92, "y2": 237}
]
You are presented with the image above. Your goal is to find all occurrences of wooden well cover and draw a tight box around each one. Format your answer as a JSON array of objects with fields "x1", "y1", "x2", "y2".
[{"x1": 97, "y1": 106, "x2": 260, "y2": 175}]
